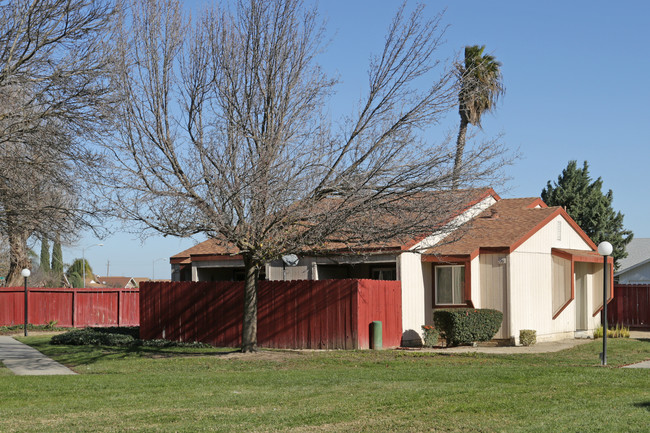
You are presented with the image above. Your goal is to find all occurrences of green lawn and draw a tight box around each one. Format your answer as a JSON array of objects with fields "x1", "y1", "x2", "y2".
[{"x1": 0, "y1": 337, "x2": 649, "y2": 432}]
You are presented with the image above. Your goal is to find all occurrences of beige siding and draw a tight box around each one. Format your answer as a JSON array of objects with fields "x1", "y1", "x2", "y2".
[
  {"x1": 515, "y1": 215, "x2": 592, "y2": 253},
  {"x1": 509, "y1": 214, "x2": 594, "y2": 342},
  {"x1": 592, "y1": 264, "x2": 604, "y2": 315},
  {"x1": 399, "y1": 251, "x2": 427, "y2": 345},
  {"x1": 479, "y1": 254, "x2": 508, "y2": 338},
  {"x1": 551, "y1": 256, "x2": 571, "y2": 316}
]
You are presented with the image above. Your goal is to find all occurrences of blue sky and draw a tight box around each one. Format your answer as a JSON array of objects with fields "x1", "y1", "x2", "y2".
[{"x1": 67, "y1": 1, "x2": 650, "y2": 279}]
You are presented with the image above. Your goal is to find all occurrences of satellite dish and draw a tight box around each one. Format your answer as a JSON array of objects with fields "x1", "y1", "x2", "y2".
[{"x1": 281, "y1": 254, "x2": 299, "y2": 267}]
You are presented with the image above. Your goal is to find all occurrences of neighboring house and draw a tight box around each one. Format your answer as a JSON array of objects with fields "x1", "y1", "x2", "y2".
[
  {"x1": 614, "y1": 238, "x2": 650, "y2": 284},
  {"x1": 170, "y1": 189, "x2": 613, "y2": 345},
  {"x1": 94, "y1": 276, "x2": 138, "y2": 289}
]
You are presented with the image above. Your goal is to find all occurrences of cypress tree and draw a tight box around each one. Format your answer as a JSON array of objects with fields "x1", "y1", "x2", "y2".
[
  {"x1": 52, "y1": 237, "x2": 64, "y2": 281},
  {"x1": 541, "y1": 160, "x2": 633, "y2": 268},
  {"x1": 40, "y1": 238, "x2": 51, "y2": 273}
]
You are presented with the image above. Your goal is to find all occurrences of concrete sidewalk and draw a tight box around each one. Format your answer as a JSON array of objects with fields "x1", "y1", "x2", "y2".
[{"x1": 0, "y1": 336, "x2": 76, "y2": 376}]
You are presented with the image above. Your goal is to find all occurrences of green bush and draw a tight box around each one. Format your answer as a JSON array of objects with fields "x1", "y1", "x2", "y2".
[
  {"x1": 433, "y1": 308, "x2": 503, "y2": 347},
  {"x1": 50, "y1": 327, "x2": 211, "y2": 348},
  {"x1": 51, "y1": 328, "x2": 135, "y2": 346},
  {"x1": 519, "y1": 329, "x2": 536, "y2": 346},
  {"x1": 421, "y1": 325, "x2": 439, "y2": 348}
]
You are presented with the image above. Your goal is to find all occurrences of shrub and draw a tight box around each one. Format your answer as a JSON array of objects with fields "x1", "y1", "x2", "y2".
[
  {"x1": 51, "y1": 328, "x2": 135, "y2": 346},
  {"x1": 519, "y1": 329, "x2": 536, "y2": 346},
  {"x1": 433, "y1": 308, "x2": 503, "y2": 347},
  {"x1": 421, "y1": 325, "x2": 439, "y2": 348},
  {"x1": 44, "y1": 320, "x2": 59, "y2": 330},
  {"x1": 50, "y1": 327, "x2": 211, "y2": 348}
]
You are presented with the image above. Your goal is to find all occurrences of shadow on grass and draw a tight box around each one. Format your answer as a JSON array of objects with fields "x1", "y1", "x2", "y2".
[
  {"x1": 26, "y1": 338, "x2": 241, "y2": 368},
  {"x1": 633, "y1": 402, "x2": 650, "y2": 411}
]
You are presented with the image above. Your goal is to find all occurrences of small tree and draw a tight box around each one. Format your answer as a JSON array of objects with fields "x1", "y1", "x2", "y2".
[
  {"x1": 66, "y1": 258, "x2": 94, "y2": 287},
  {"x1": 541, "y1": 160, "x2": 632, "y2": 268}
]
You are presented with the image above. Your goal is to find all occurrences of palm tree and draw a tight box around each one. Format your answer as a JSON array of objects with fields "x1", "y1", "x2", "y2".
[{"x1": 453, "y1": 45, "x2": 504, "y2": 189}]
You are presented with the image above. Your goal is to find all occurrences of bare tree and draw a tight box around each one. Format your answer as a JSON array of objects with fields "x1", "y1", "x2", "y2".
[
  {"x1": 0, "y1": 130, "x2": 88, "y2": 285},
  {"x1": 0, "y1": 0, "x2": 117, "y2": 284},
  {"x1": 103, "y1": 0, "x2": 509, "y2": 352},
  {"x1": 0, "y1": 0, "x2": 116, "y2": 143}
]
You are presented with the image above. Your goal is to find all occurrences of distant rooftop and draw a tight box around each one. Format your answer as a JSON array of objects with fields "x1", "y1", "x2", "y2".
[{"x1": 616, "y1": 238, "x2": 650, "y2": 274}]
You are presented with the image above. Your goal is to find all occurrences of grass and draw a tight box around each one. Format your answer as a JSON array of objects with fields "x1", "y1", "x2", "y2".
[
  {"x1": 0, "y1": 323, "x2": 66, "y2": 335},
  {"x1": 0, "y1": 337, "x2": 649, "y2": 432}
]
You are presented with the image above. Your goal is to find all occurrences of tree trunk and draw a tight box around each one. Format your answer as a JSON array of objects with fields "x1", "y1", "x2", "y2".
[
  {"x1": 6, "y1": 229, "x2": 31, "y2": 287},
  {"x1": 452, "y1": 117, "x2": 469, "y2": 190},
  {"x1": 241, "y1": 255, "x2": 261, "y2": 353}
]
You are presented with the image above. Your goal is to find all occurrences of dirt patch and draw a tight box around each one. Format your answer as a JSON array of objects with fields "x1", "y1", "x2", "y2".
[{"x1": 214, "y1": 349, "x2": 308, "y2": 361}]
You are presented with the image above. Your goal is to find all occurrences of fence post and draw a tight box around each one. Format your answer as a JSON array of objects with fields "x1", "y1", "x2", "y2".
[
  {"x1": 117, "y1": 290, "x2": 121, "y2": 326},
  {"x1": 71, "y1": 289, "x2": 76, "y2": 328}
]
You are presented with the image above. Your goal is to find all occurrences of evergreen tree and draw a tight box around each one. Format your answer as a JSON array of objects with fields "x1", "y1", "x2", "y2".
[
  {"x1": 541, "y1": 160, "x2": 633, "y2": 268},
  {"x1": 51, "y1": 237, "x2": 64, "y2": 283},
  {"x1": 68, "y1": 272, "x2": 83, "y2": 289},
  {"x1": 66, "y1": 258, "x2": 93, "y2": 286},
  {"x1": 40, "y1": 238, "x2": 51, "y2": 273}
]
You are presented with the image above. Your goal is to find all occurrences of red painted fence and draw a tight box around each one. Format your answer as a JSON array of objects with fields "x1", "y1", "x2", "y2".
[
  {"x1": 140, "y1": 279, "x2": 402, "y2": 349},
  {"x1": 0, "y1": 287, "x2": 139, "y2": 327},
  {"x1": 608, "y1": 284, "x2": 650, "y2": 329}
]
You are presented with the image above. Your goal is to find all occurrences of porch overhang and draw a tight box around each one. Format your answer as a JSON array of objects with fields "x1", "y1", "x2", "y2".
[{"x1": 551, "y1": 248, "x2": 614, "y2": 318}]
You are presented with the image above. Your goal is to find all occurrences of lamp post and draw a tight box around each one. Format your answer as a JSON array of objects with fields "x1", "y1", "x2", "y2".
[
  {"x1": 81, "y1": 243, "x2": 103, "y2": 287},
  {"x1": 152, "y1": 257, "x2": 166, "y2": 280},
  {"x1": 21, "y1": 268, "x2": 30, "y2": 337},
  {"x1": 598, "y1": 241, "x2": 613, "y2": 366}
]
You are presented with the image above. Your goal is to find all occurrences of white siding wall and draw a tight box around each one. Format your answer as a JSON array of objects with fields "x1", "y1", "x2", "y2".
[
  {"x1": 470, "y1": 257, "x2": 481, "y2": 307},
  {"x1": 399, "y1": 251, "x2": 428, "y2": 345},
  {"x1": 508, "y1": 214, "x2": 594, "y2": 342}
]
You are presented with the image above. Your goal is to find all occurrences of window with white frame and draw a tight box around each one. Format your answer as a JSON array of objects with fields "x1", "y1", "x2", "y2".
[{"x1": 435, "y1": 265, "x2": 465, "y2": 305}]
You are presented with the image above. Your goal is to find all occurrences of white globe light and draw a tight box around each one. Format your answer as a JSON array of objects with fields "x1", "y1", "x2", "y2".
[
  {"x1": 21, "y1": 268, "x2": 31, "y2": 278},
  {"x1": 597, "y1": 241, "x2": 613, "y2": 256}
]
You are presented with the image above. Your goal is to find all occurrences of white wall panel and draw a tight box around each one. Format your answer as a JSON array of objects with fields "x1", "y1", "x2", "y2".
[{"x1": 399, "y1": 251, "x2": 427, "y2": 345}]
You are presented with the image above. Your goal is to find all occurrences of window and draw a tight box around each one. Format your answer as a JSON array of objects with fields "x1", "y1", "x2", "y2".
[
  {"x1": 435, "y1": 265, "x2": 465, "y2": 305},
  {"x1": 370, "y1": 266, "x2": 397, "y2": 280}
]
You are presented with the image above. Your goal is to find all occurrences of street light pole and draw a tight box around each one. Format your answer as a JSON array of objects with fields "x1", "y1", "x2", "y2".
[
  {"x1": 598, "y1": 241, "x2": 613, "y2": 366},
  {"x1": 152, "y1": 257, "x2": 166, "y2": 280},
  {"x1": 81, "y1": 243, "x2": 103, "y2": 287},
  {"x1": 21, "y1": 268, "x2": 31, "y2": 337}
]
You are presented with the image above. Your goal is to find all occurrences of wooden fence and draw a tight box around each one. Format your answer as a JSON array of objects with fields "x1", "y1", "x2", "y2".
[
  {"x1": 608, "y1": 284, "x2": 650, "y2": 329},
  {"x1": 0, "y1": 287, "x2": 139, "y2": 327},
  {"x1": 140, "y1": 279, "x2": 402, "y2": 349}
]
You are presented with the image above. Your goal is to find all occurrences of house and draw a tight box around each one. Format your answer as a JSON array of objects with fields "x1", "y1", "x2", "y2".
[
  {"x1": 170, "y1": 189, "x2": 613, "y2": 346},
  {"x1": 614, "y1": 238, "x2": 650, "y2": 284},
  {"x1": 93, "y1": 276, "x2": 138, "y2": 289}
]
